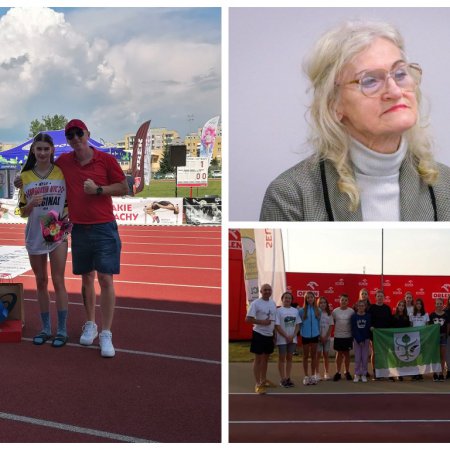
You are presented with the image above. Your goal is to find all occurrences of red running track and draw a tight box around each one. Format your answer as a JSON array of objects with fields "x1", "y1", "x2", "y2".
[
  {"x1": 229, "y1": 393, "x2": 450, "y2": 442},
  {"x1": 0, "y1": 224, "x2": 221, "y2": 443}
]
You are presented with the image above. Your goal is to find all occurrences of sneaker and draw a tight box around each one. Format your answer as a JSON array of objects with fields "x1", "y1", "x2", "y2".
[
  {"x1": 361, "y1": 375, "x2": 368, "y2": 383},
  {"x1": 314, "y1": 374, "x2": 322, "y2": 382},
  {"x1": 333, "y1": 372, "x2": 341, "y2": 382},
  {"x1": 303, "y1": 376, "x2": 311, "y2": 386},
  {"x1": 285, "y1": 378, "x2": 295, "y2": 388},
  {"x1": 418, "y1": 374, "x2": 424, "y2": 381},
  {"x1": 353, "y1": 374, "x2": 360, "y2": 383},
  {"x1": 280, "y1": 379, "x2": 288, "y2": 388},
  {"x1": 79, "y1": 321, "x2": 98, "y2": 346},
  {"x1": 323, "y1": 372, "x2": 330, "y2": 381},
  {"x1": 345, "y1": 372, "x2": 352, "y2": 381},
  {"x1": 310, "y1": 375, "x2": 318, "y2": 385},
  {"x1": 255, "y1": 384, "x2": 266, "y2": 395},
  {"x1": 433, "y1": 373, "x2": 439, "y2": 382},
  {"x1": 99, "y1": 330, "x2": 115, "y2": 357},
  {"x1": 439, "y1": 374, "x2": 445, "y2": 382}
]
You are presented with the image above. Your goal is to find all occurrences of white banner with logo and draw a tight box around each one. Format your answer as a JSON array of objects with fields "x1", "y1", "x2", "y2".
[{"x1": 0, "y1": 197, "x2": 183, "y2": 226}]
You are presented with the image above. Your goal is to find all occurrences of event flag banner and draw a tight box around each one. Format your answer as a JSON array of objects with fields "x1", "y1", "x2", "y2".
[
  {"x1": 199, "y1": 116, "x2": 220, "y2": 164},
  {"x1": 240, "y1": 229, "x2": 286, "y2": 308},
  {"x1": 144, "y1": 124, "x2": 152, "y2": 186},
  {"x1": 131, "y1": 120, "x2": 151, "y2": 194},
  {"x1": 373, "y1": 325, "x2": 441, "y2": 377}
]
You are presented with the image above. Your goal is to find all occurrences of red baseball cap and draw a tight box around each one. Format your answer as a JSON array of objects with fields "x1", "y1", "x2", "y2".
[{"x1": 65, "y1": 119, "x2": 88, "y2": 132}]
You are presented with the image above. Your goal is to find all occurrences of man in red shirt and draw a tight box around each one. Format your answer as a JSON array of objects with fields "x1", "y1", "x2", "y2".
[{"x1": 59, "y1": 119, "x2": 127, "y2": 357}]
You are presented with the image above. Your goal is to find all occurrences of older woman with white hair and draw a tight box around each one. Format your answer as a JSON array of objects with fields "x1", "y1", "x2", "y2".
[{"x1": 260, "y1": 21, "x2": 450, "y2": 221}]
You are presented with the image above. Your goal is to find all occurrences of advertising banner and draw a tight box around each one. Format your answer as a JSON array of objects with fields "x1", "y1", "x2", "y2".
[
  {"x1": 240, "y1": 229, "x2": 286, "y2": 308},
  {"x1": 0, "y1": 197, "x2": 184, "y2": 226},
  {"x1": 131, "y1": 120, "x2": 151, "y2": 194},
  {"x1": 114, "y1": 197, "x2": 183, "y2": 225},
  {"x1": 184, "y1": 197, "x2": 221, "y2": 225},
  {"x1": 199, "y1": 116, "x2": 220, "y2": 164},
  {"x1": 286, "y1": 272, "x2": 450, "y2": 312}
]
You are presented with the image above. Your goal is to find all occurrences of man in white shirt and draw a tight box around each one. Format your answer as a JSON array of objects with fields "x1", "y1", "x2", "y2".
[{"x1": 245, "y1": 284, "x2": 277, "y2": 394}]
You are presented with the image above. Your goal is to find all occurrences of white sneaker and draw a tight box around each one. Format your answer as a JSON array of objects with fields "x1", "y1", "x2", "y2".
[
  {"x1": 315, "y1": 374, "x2": 322, "y2": 382},
  {"x1": 323, "y1": 372, "x2": 329, "y2": 381},
  {"x1": 99, "y1": 330, "x2": 115, "y2": 357},
  {"x1": 353, "y1": 374, "x2": 360, "y2": 383},
  {"x1": 310, "y1": 375, "x2": 318, "y2": 385},
  {"x1": 79, "y1": 321, "x2": 98, "y2": 346},
  {"x1": 361, "y1": 375, "x2": 368, "y2": 383},
  {"x1": 303, "y1": 376, "x2": 310, "y2": 386}
]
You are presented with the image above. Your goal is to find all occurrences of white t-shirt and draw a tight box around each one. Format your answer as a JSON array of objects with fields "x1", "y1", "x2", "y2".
[
  {"x1": 275, "y1": 306, "x2": 301, "y2": 345},
  {"x1": 332, "y1": 307, "x2": 355, "y2": 338},
  {"x1": 319, "y1": 312, "x2": 334, "y2": 338},
  {"x1": 409, "y1": 313, "x2": 429, "y2": 327},
  {"x1": 246, "y1": 298, "x2": 277, "y2": 336}
]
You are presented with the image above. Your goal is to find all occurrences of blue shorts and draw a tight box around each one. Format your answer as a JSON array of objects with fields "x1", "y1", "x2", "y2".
[{"x1": 71, "y1": 222, "x2": 121, "y2": 275}]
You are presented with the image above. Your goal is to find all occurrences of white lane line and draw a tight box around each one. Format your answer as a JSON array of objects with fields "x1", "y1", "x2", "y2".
[
  {"x1": 21, "y1": 338, "x2": 221, "y2": 365},
  {"x1": 63, "y1": 260, "x2": 220, "y2": 271},
  {"x1": 120, "y1": 234, "x2": 220, "y2": 240},
  {"x1": 19, "y1": 274, "x2": 220, "y2": 289},
  {"x1": 119, "y1": 263, "x2": 220, "y2": 270},
  {"x1": 230, "y1": 419, "x2": 450, "y2": 425},
  {"x1": 123, "y1": 251, "x2": 220, "y2": 257},
  {"x1": 124, "y1": 242, "x2": 220, "y2": 247},
  {"x1": 230, "y1": 391, "x2": 450, "y2": 395},
  {"x1": 24, "y1": 298, "x2": 220, "y2": 318},
  {"x1": 0, "y1": 411, "x2": 155, "y2": 442}
]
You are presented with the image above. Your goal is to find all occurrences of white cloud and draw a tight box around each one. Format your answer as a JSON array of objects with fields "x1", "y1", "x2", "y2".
[{"x1": 0, "y1": 7, "x2": 220, "y2": 142}]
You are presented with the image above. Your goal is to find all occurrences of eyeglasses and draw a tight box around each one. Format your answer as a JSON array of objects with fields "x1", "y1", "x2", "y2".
[
  {"x1": 341, "y1": 63, "x2": 422, "y2": 98},
  {"x1": 65, "y1": 128, "x2": 85, "y2": 140}
]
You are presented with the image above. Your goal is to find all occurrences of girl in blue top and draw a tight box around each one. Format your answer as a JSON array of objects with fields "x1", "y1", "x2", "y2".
[{"x1": 298, "y1": 291, "x2": 321, "y2": 385}]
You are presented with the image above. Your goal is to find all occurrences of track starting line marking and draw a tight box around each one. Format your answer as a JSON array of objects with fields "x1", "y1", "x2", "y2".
[{"x1": 0, "y1": 411, "x2": 155, "y2": 443}]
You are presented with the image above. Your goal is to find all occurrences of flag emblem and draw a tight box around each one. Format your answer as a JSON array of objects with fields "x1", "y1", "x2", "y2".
[{"x1": 393, "y1": 331, "x2": 420, "y2": 363}]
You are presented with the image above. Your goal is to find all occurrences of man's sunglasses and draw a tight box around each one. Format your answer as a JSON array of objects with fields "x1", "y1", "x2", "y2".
[{"x1": 65, "y1": 128, "x2": 85, "y2": 140}]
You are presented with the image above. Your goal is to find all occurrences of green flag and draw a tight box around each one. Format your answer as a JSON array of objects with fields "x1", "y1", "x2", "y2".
[{"x1": 373, "y1": 324, "x2": 441, "y2": 377}]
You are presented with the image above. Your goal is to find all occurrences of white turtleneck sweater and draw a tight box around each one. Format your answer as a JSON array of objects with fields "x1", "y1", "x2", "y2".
[{"x1": 349, "y1": 138, "x2": 408, "y2": 221}]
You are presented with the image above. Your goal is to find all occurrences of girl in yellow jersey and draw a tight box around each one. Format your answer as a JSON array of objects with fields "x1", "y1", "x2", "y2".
[{"x1": 18, "y1": 133, "x2": 69, "y2": 347}]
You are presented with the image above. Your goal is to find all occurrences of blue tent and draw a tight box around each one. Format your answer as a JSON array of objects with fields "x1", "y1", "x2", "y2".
[{"x1": 0, "y1": 129, "x2": 128, "y2": 169}]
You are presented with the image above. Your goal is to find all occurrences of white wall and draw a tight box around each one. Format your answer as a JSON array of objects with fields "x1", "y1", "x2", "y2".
[{"x1": 229, "y1": 8, "x2": 450, "y2": 220}]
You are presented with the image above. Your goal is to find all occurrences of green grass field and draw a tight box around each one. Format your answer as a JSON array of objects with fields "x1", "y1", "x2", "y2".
[
  {"x1": 229, "y1": 341, "x2": 303, "y2": 363},
  {"x1": 135, "y1": 178, "x2": 221, "y2": 198}
]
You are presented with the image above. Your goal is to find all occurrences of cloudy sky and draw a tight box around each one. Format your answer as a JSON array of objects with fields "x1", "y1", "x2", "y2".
[{"x1": 0, "y1": 7, "x2": 221, "y2": 144}]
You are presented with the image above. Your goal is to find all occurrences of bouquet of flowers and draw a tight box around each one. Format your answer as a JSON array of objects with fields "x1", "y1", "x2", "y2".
[{"x1": 40, "y1": 210, "x2": 73, "y2": 244}]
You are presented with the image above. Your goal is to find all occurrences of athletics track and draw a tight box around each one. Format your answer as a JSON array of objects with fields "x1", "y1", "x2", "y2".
[
  {"x1": 0, "y1": 223, "x2": 221, "y2": 443},
  {"x1": 229, "y1": 361, "x2": 450, "y2": 442}
]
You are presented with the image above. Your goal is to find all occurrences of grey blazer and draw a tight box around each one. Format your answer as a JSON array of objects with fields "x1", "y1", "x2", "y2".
[{"x1": 260, "y1": 154, "x2": 450, "y2": 221}]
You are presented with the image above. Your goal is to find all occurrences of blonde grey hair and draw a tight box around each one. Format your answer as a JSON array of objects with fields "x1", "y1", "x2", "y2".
[{"x1": 304, "y1": 20, "x2": 438, "y2": 211}]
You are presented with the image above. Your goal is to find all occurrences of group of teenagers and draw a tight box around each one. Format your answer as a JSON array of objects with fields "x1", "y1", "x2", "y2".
[
  {"x1": 246, "y1": 284, "x2": 450, "y2": 394},
  {"x1": 16, "y1": 119, "x2": 128, "y2": 357}
]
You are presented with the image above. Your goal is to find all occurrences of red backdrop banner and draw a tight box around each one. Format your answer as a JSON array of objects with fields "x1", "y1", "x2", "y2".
[{"x1": 286, "y1": 272, "x2": 450, "y2": 312}]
